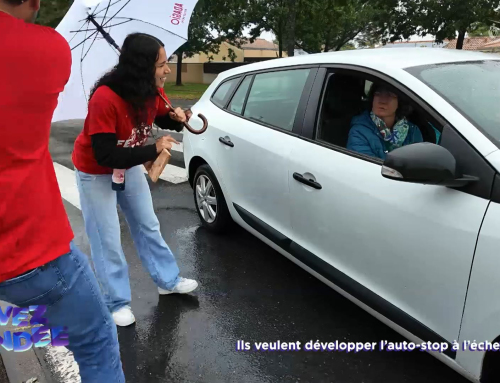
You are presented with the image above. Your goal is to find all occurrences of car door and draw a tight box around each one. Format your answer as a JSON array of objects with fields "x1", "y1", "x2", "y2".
[
  {"x1": 214, "y1": 67, "x2": 317, "y2": 240},
  {"x1": 287, "y1": 68, "x2": 493, "y2": 354}
]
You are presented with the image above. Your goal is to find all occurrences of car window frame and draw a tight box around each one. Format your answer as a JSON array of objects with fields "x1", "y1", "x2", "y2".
[
  {"x1": 312, "y1": 71, "x2": 384, "y2": 166},
  {"x1": 210, "y1": 76, "x2": 242, "y2": 109},
  {"x1": 302, "y1": 66, "x2": 454, "y2": 164},
  {"x1": 300, "y1": 64, "x2": 497, "y2": 200},
  {"x1": 228, "y1": 74, "x2": 255, "y2": 115},
  {"x1": 211, "y1": 65, "x2": 320, "y2": 137}
]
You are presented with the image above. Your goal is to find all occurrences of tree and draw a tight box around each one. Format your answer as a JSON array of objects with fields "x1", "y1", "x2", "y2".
[
  {"x1": 383, "y1": 0, "x2": 500, "y2": 50},
  {"x1": 36, "y1": 0, "x2": 72, "y2": 28},
  {"x1": 173, "y1": 0, "x2": 248, "y2": 85},
  {"x1": 246, "y1": 0, "x2": 290, "y2": 57},
  {"x1": 247, "y1": 0, "x2": 388, "y2": 56},
  {"x1": 294, "y1": 0, "x2": 388, "y2": 53},
  {"x1": 468, "y1": 21, "x2": 500, "y2": 36},
  {"x1": 286, "y1": 0, "x2": 298, "y2": 56},
  {"x1": 248, "y1": 0, "x2": 353, "y2": 56}
]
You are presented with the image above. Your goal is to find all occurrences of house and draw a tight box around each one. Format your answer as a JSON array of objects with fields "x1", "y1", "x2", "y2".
[
  {"x1": 444, "y1": 36, "x2": 497, "y2": 50},
  {"x1": 168, "y1": 39, "x2": 287, "y2": 84},
  {"x1": 379, "y1": 40, "x2": 446, "y2": 48},
  {"x1": 479, "y1": 38, "x2": 500, "y2": 53},
  {"x1": 180, "y1": 42, "x2": 245, "y2": 64},
  {"x1": 378, "y1": 36, "x2": 500, "y2": 51},
  {"x1": 239, "y1": 38, "x2": 288, "y2": 62}
]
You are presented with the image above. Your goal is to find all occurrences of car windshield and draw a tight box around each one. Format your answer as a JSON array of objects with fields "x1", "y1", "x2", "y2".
[{"x1": 406, "y1": 60, "x2": 500, "y2": 144}]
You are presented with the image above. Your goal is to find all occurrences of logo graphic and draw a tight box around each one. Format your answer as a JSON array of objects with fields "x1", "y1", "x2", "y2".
[
  {"x1": 170, "y1": 3, "x2": 186, "y2": 25},
  {"x1": 0, "y1": 305, "x2": 69, "y2": 352},
  {"x1": 117, "y1": 123, "x2": 153, "y2": 148}
]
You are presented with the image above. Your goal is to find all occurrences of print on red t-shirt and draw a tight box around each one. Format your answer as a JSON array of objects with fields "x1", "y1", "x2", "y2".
[{"x1": 73, "y1": 86, "x2": 172, "y2": 174}]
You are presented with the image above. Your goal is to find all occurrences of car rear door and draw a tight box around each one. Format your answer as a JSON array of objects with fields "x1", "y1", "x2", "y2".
[
  {"x1": 214, "y1": 66, "x2": 318, "y2": 241},
  {"x1": 286, "y1": 67, "x2": 493, "y2": 357}
]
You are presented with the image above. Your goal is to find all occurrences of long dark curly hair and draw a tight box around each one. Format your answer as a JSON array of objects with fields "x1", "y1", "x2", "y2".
[{"x1": 89, "y1": 33, "x2": 165, "y2": 125}]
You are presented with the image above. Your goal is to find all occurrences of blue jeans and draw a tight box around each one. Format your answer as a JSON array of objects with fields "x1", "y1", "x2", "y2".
[
  {"x1": 0, "y1": 243, "x2": 125, "y2": 382},
  {"x1": 75, "y1": 165, "x2": 181, "y2": 313}
]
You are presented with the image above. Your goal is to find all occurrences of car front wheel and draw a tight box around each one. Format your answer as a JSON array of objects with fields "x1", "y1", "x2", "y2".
[{"x1": 193, "y1": 164, "x2": 232, "y2": 233}]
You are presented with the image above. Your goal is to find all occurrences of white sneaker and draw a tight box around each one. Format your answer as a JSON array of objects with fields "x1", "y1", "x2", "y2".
[
  {"x1": 112, "y1": 306, "x2": 136, "y2": 326},
  {"x1": 158, "y1": 277, "x2": 198, "y2": 295}
]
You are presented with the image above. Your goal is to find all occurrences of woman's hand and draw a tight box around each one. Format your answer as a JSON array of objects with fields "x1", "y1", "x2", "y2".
[
  {"x1": 169, "y1": 107, "x2": 187, "y2": 123},
  {"x1": 155, "y1": 135, "x2": 179, "y2": 154}
]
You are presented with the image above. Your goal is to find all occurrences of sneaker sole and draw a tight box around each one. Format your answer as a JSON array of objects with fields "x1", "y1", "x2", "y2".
[
  {"x1": 159, "y1": 281, "x2": 198, "y2": 295},
  {"x1": 113, "y1": 316, "x2": 136, "y2": 327}
]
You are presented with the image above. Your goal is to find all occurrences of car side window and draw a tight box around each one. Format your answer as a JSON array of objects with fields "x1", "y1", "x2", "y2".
[
  {"x1": 211, "y1": 77, "x2": 240, "y2": 108},
  {"x1": 316, "y1": 70, "x2": 443, "y2": 159},
  {"x1": 316, "y1": 73, "x2": 366, "y2": 148},
  {"x1": 243, "y1": 69, "x2": 311, "y2": 131},
  {"x1": 228, "y1": 76, "x2": 253, "y2": 115}
]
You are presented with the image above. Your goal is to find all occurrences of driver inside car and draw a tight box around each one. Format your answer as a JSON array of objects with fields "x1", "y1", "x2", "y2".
[{"x1": 346, "y1": 83, "x2": 423, "y2": 160}]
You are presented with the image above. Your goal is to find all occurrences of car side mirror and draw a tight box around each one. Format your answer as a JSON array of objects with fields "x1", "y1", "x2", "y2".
[{"x1": 381, "y1": 143, "x2": 478, "y2": 187}]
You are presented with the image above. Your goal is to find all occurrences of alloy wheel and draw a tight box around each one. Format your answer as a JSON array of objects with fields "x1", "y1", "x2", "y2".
[{"x1": 196, "y1": 175, "x2": 218, "y2": 224}]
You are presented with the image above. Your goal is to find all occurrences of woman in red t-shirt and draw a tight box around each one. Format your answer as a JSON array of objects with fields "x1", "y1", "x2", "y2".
[{"x1": 73, "y1": 33, "x2": 198, "y2": 327}]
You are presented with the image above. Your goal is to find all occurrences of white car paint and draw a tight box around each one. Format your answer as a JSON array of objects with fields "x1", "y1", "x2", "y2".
[
  {"x1": 215, "y1": 112, "x2": 297, "y2": 239},
  {"x1": 289, "y1": 137, "x2": 488, "y2": 343},
  {"x1": 458, "y1": 200, "x2": 500, "y2": 379},
  {"x1": 183, "y1": 48, "x2": 500, "y2": 383}
]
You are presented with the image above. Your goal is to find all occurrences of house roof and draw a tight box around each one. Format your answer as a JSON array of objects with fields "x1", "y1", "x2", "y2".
[
  {"x1": 482, "y1": 38, "x2": 500, "y2": 49},
  {"x1": 380, "y1": 40, "x2": 446, "y2": 48},
  {"x1": 444, "y1": 37, "x2": 497, "y2": 50},
  {"x1": 240, "y1": 38, "x2": 279, "y2": 51}
]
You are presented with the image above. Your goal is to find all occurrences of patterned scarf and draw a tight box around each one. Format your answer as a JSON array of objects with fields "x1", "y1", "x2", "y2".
[{"x1": 370, "y1": 112, "x2": 410, "y2": 153}]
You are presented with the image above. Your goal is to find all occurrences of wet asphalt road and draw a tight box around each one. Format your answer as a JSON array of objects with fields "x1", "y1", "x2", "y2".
[{"x1": 49, "y1": 110, "x2": 470, "y2": 383}]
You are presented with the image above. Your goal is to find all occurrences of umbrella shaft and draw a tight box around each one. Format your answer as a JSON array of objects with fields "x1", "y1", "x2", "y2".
[{"x1": 88, "y1": 15, "x2": 120, "y2": 51}]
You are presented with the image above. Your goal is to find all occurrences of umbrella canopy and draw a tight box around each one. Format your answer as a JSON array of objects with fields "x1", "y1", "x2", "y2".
[{"x1": 52, "y1": 0, "x2": 199, "y2": 122}]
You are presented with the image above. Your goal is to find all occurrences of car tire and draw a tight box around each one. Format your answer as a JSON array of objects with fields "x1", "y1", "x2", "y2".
[{"x1": 193, "y1": 164, "x2": 232, "y2": 234}]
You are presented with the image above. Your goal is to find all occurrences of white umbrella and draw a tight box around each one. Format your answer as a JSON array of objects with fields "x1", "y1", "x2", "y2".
[{"x1": 51, "y1": 0, "x2": 207, "y2": 133}]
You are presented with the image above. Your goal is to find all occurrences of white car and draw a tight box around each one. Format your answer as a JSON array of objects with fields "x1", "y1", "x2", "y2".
[{"x1": 182, "y1": 48, "x2": 500, "y2": 383}]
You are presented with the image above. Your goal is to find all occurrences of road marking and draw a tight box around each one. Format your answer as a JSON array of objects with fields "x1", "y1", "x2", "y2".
[
  {"x1": 54, "y1": 161, "x2": 188, "y2": 213},
  {"x1": 142, "y1": 163, "x2": 188, "y2": 184},
  {"x1": 53, "y1": 162, "x2": 81, "y2": 210},
  {"x1": 171, "y1": 141, "x2": 183, "y2": 153}
]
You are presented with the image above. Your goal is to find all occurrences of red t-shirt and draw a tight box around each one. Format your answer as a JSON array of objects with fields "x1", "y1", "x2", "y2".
[
  {"x1": 0, "y1": 13, "x2": 73, "y2": 282},
  {"x1": 72, "y1": 86, "x2": 172, "y2": 174}
]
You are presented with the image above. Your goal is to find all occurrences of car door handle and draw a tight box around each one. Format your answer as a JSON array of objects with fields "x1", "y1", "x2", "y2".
[
  {"x1": 219, "y1": 137, "x2": 234, "y2": 147},
  {"x1": 293, "y1": 172, "x2": 322, "y2": 190}
]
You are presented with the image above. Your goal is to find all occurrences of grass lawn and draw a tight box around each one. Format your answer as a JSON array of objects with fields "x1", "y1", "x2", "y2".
[{"x1": 164, "y1": 82, "x2": 209, "y2": 100}]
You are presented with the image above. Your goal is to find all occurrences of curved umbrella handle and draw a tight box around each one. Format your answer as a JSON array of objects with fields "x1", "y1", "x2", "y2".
[
  {"x1": 183, "y1": 112, "x2": 208, "y2": 135},
  {"x1": 157, "y1": 91, "x2": 208, "y2": 135}
]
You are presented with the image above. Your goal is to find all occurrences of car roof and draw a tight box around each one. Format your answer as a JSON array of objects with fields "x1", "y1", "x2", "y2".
[{"x1": 217, "y1": 48, "x2": 500, "y2": 79}]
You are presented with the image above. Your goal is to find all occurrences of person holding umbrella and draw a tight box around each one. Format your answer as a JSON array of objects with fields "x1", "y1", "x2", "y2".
[
  {"x1": 72, "y1": 32, "x2": 199, "y2": 327},
  {"x1": 0, "y1": 0, "x2": 125, "y2": 381}
]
